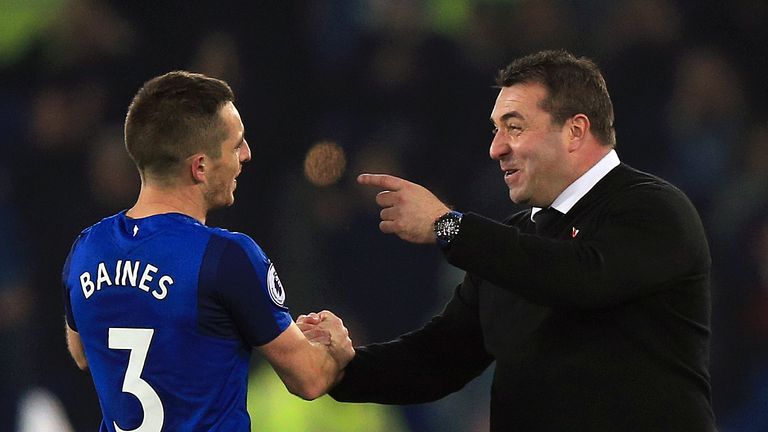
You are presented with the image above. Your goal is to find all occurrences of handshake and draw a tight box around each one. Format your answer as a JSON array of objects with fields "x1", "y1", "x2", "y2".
[{"x1": 298, "y1": 310, "x2": 356, "y2": 371}]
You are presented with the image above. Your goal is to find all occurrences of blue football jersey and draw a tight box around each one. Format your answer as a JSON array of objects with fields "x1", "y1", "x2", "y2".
[{"x1": 63, "y1": 212, "x2": 292, "y2": 432}]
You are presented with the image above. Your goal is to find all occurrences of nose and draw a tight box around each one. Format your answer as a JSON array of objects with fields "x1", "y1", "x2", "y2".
[
  {"x1": 240, "y1": 139, "x2": 252, "y2": 163},
  {"x1": 489, "y1": 130, "x2": 510, "y2": 161}
]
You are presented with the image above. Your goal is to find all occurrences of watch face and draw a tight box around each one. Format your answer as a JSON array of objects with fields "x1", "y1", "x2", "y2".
[{"x1": 435, "y1": 211, "x2": 461, "y2": 247}]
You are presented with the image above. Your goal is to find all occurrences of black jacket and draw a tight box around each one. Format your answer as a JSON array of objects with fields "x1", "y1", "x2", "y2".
[{"x1": 331, "y1": 164, "x2": 715, "y2": 431}]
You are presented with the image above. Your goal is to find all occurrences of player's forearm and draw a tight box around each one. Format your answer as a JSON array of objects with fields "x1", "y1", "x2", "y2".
[
  {"x1": 268, "y1": 313, "x2": 353, "y2": 399},
  {"x1": 280, "y1": 342, "x2": 344, "y2": 400}
]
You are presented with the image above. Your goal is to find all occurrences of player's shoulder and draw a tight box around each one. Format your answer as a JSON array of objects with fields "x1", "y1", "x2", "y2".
[
  {"x1": 207, "y1": 226, "x2": 257, "y2": 248},
  {"x1": 80, "y1": 213, "x2": 122, "y2": 235},
  {"x1": 207, "y1": 227, "x2": 268, "y2": 260},
  {"x1": 71, "y1": 213, "x2": 124, "y2": 248}
]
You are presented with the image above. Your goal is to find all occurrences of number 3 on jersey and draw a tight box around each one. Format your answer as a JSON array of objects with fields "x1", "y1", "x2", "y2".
[{"x1": 109, "y1": 328, "x2": 164, "y2": 432}]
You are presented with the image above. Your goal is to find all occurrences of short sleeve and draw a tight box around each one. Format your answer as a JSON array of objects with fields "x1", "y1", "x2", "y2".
[
  {"x1": 199, "y1": 234, "x2": 292, "y2": 346},
  {"x1": 62, "y1": 239, "x2": 78, "y2": 331}
]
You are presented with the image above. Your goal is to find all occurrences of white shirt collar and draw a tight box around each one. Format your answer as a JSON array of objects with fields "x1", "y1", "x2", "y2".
[{"x1": 531, "y1": 149, "x2": 620, "y2": 220}]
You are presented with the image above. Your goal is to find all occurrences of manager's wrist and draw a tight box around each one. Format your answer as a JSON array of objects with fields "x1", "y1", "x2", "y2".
[{"x1": 433, "y1": 210, "x2": 463, "y2": 249}]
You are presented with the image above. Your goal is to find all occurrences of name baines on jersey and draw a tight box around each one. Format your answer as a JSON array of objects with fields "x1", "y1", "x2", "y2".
[
  {"x1": 79, "y1": 259, "x2": 174, "y2": 301},
  {"x1": 62, "y1": 211, "x2": 292, "y2": 432}
]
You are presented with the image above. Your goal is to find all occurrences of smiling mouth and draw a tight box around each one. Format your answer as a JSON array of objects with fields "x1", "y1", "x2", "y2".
[{"x1": 504, "y1": 169, "x2": 519, "y2": 177}]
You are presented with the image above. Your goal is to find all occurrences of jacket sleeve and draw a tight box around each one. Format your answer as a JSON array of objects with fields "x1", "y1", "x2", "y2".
[
  {"x1": 444, "y1": 185, "x2": 710, "y2": 309},
  {"x1": 330, "y1": 274, "x2": 493, "y2": 404}
]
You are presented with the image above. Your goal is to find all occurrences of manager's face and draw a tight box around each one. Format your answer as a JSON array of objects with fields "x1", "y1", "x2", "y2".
[{"x1": 489, "y1": 82, "x2": 572, "y2": 207}]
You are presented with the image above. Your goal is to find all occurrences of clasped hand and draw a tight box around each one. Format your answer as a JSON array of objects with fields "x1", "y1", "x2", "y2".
[{"x1": 297, "y1": 310, "x2": 355, "y2": 368}]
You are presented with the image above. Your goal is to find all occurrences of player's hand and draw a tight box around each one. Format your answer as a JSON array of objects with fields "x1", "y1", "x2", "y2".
[{"x1": 357, "y1": 173, "x2": 450, "y2": 244}]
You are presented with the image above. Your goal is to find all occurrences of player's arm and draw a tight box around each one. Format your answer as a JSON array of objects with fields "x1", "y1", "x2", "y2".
[
  {"x1": 258, "y1": 311, "x2": 353, "y2": 400},
  {"x1": 63, "y1": 244, "x2": 87, "y2": 370},
  {"x1": 65, "y1": 323, "x2": 88, "y2": 370},
  {"x1": 208, "y1": 235, "x2": 352, "y2": 399}
]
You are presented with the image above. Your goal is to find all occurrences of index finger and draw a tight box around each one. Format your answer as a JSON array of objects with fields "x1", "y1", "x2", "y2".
[{"x1": 357, "y1": 173, "x2": 405, "y2": 190}]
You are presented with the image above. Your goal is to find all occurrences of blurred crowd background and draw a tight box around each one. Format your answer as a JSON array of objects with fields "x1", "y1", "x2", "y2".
[{"x1": 1, "y1": 0, "x2": 767, "y2": 431}]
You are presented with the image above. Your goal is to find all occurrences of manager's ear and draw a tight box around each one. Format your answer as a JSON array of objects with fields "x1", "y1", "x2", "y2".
[
  {"x1": 567, "y1": 114, "x2": 591, "y2": 152},
  {"x1": 191, "y1": 154, "x2": 207, "y2": 183}
]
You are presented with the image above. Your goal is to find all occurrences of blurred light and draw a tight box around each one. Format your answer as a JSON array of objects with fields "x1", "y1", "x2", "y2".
[
  {"x1": 0, "y1": 0, "x2": 63, "y2": 67},
  {"x1": 303, "y1": 140, "x2": 346, "y2": 187}
]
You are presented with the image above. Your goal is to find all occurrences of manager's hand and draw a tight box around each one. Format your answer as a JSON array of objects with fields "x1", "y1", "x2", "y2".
[
  {"x1": 357, "y1": 173, "x2": 450, "y2": 244},
  {"x1": 298, "y1": 311, "x2": 355, "y2": 369},
  {"x1": 297, "y1": 312, "x2": 331, "y2": 345}
]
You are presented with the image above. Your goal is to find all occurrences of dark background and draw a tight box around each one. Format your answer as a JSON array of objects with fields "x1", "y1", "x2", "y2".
[{"x1": 1, "y1": 1, "x2": 767, "y2": 430}]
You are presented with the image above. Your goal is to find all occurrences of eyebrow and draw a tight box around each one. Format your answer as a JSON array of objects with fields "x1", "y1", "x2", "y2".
[{"x1": 490, "y1": 111, "x2": 525, "y2": 125}]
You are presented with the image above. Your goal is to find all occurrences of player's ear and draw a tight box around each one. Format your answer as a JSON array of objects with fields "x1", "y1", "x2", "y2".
[{"x1": 191, "y1": 154, "x2": 207, "y2": 183}]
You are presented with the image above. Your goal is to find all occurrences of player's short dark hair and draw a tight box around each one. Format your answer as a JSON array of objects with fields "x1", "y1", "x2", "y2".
[
  {"x1": 124, "y1": 71, "x2": 235, "y2": 180},
  {"x1": 496, "y1": 50, "x2": 616, "y2": 147}
]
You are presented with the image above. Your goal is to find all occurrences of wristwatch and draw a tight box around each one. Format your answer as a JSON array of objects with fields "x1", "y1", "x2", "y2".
[{"x1": 434, "y1": 210, "x2": 463, "y2": 249}]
